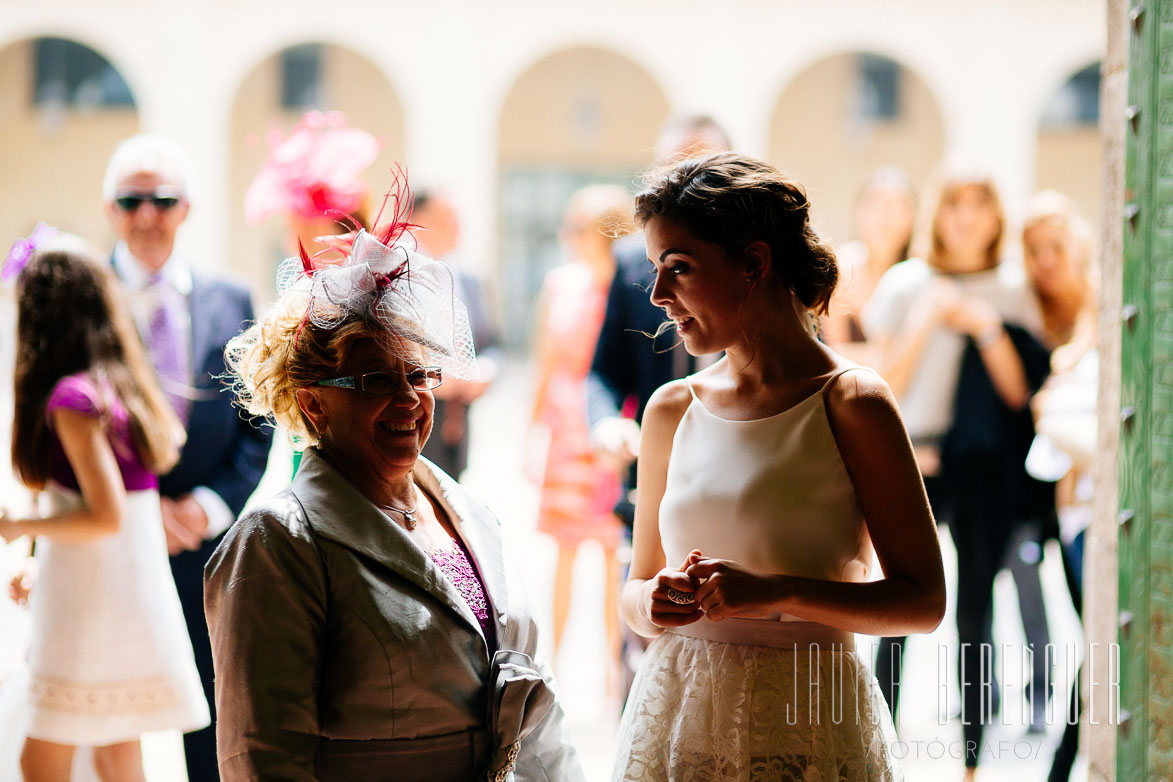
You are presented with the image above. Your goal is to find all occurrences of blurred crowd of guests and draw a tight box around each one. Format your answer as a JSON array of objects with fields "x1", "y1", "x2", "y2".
[{"x1": 0, "y1": 109, "x2": 1098, "y2": 782}]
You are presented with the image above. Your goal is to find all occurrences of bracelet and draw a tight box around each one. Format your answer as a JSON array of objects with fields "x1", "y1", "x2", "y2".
[{"x1": 975, "y1": 321, "x2": 1004, "y2": 349}]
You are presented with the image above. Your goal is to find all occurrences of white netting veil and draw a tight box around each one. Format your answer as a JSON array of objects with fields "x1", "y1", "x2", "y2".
[{"x1": 275, "y1": 230, "x2": 477, "y2": 379}]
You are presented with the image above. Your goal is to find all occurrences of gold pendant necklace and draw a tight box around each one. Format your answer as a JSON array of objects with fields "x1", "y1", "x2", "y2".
[{"x1": 378, "y1": 503, "x2": 419, "y2": 530}]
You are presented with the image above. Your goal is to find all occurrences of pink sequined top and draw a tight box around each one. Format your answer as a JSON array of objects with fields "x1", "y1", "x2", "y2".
[{"x1": 431, "y1": 540, "x2": 497, "y2": 654}]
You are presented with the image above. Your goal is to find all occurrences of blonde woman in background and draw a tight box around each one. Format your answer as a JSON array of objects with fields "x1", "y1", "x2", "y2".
[
  {"x1": 1022, "y1": 191, "x2": 1095, "y2": 352},
  {"x1": 1020, "y1": 191, "x2": 1097, "y2": 782},
  {"x1": 529, "y1": 185, "x2": 634, "y2": 692}
]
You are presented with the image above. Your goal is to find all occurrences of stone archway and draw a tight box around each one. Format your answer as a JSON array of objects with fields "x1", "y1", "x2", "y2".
[
  {"x1": 0, "y1": 35, "x2": 140, "y2": 248},
  {"x1": 1035, "y1": 61, "x2": 1102, "y2": 231},
  {"x1": 496, "y1": 45, "x2": 669, "y2": 347},
  {"x1": 0, "y1": 35, "x2": 141, "y2": 514},
  {"x1": 765, "y1": 51, "x2": 945, "y2": 246}
]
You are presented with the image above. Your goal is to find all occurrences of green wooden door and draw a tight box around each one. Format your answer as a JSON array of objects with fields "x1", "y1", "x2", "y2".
[{"x1": 1118, "y1": 2, "x2": 1173, "y2": 777}]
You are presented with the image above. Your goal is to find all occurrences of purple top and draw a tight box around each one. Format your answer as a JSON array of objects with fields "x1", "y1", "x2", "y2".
[
  {"x1": 47, "y1": 373, "x2": 156, "y2": 492},
  {"x1": 431, "y1": 539, "x2": 498, "y2": 655}
]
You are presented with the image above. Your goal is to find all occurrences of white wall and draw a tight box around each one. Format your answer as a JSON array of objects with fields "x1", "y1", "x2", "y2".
[{"x1": 0, "y1": 0, "x2": 1105, "y2": 288}]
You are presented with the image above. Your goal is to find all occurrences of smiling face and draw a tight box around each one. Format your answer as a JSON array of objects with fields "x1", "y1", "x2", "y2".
[
  {"x1": 933, "y1": 184, "x2": 1002, "y2": 269},
  {"x1": 645, "y1": 215, "x2": 752, "y2": 355},
  {"x1": 300, "y1": 335, "x2": 435, "y2": 481}
]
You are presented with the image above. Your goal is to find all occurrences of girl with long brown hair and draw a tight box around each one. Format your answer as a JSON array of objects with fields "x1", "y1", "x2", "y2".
[{"x1": 0, "y1": 235, "x2": 207, "y2": 781}]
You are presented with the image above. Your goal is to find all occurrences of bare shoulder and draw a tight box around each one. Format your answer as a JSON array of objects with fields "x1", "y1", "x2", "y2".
[
  {"x1": 645, "y1": 379, "x2": 692, "y2": 417},
  {"x1": 642, "y1": 380, "x2": 693, "y2": 436},
  {"x1": 822, "y1": 368, "x2": 904, "y2": 431}
]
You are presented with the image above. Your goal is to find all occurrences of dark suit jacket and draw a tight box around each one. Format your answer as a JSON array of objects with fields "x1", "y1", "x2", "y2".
[
  {"x1": 586, "y1": 235, "x2": 689, "y2": 427},
  {"x1": 159, "y1": 273, "x2": 271, "y2": 515},
  {"x1": 586, "y1": 236, "x2": 697, "y2": 526}
]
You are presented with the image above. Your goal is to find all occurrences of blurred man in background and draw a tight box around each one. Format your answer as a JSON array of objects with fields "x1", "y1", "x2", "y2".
[
  {"x1": 413, "y1": 189, "x2": 501, "y2": 480},
  {"x1": 585, "y1": 115, "x2": 730, "y2": 693},
  {"x1": 104, "y1": 135, "x2": 272, "y2": 781}
]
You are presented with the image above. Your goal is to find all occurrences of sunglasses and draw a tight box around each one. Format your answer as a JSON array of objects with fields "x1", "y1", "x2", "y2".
[
  {"x1": 316, "y1": 367, "x2": 443, "y2": 394},
  {"x1": 114, "y1": 194, "x2": 182, "y2": 212}
]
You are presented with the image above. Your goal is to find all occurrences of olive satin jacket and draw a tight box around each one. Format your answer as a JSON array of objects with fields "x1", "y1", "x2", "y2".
[{"x1": 204, "y1": 448, "x2": 584, "y2": 782}]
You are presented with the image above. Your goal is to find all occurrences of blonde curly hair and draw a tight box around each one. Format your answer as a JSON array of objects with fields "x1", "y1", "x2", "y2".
[{"x1": 224, "y1": 292, "x2": 380, "y2": 445}]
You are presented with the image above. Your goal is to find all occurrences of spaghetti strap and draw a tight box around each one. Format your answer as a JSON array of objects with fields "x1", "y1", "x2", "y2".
[
  {"x1": 683, "y1": 375, "x2": 700, "y2": 400},
  {"x1": 819, "y1": 364, "x2": 874, "y2": 394}
]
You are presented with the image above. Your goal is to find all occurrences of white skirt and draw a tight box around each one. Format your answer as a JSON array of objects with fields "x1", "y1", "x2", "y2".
[
  {"x1": 26, "y1": 484, "x2": 209, "y2": 745},
  {"x1": 613, "y1": 619, "x2": 901, "y2": 782}
]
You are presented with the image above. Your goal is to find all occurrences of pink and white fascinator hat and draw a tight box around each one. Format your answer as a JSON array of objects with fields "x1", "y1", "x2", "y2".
[
  {"x1": 278, "y1": 172, "x2": 478, "y2": 380},
  {"x1": 244, "y1": 110, "x2": 379, "y2": 224}
]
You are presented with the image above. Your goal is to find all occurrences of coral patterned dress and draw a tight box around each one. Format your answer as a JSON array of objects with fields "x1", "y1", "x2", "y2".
[{"x1": 533, "y1": 262, "x2": 621, "y2": 548}]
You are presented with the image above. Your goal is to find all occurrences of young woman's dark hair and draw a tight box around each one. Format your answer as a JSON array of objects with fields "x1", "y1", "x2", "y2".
[
  {"x1": 634, "y1": 151, "x2": 839, "y2": 315},
  {"x1": 12, "y1": 243, "x2": 182, "y2": 487}
]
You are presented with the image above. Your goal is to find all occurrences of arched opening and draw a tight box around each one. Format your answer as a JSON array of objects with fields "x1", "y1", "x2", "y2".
[
  {"x1": 0, "y1": 36, "x2": 139, "y2": 248},
  {"x1": 1035, "y1": 61, "x2": 1101, "y2": 229},
  {"x1": 0, "y1": 36, "x2": 140, "y2": 511},
  {"x1": 766, "y1": 52, "x2": 945, "y2": 247},
  {"x1": 228, "y1": 42, "x2": 406, "y2": 299},
  {"x1": 497, "y1": 46, "x2": 669, "y2": 347}
]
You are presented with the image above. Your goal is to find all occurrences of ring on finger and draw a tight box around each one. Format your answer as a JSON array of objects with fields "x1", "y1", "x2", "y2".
[{"x1": 667, "y1": 587, "x2": 695, "y2": 605}]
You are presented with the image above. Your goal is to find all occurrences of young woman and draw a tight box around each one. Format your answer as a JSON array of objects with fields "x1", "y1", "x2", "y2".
[
  {"x1": 612, "y1": 152, "x2": 945, "y2": 781},
  {"x1": 0, "y1": 237, "x2": 207, "y2": 782}
]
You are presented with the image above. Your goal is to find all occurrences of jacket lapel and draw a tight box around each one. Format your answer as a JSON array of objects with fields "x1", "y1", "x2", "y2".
[
  {"x1": 414, "y1": 461, "x2": 510, "y2": 624},
  {"x1": 188, "y1": 276, "x2": 210, "y2": 381},
  {"x1": 291, "y1": 449, "x2": 485, "y2": 641}
]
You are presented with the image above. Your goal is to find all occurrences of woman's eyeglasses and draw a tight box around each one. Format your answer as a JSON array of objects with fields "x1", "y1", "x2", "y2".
[
  {"x1": 114, "y1": 194, "x2": 182, "y2": 212},
  {"x1": 315, "y1": 367, "x2": 443, "y2": 394}
]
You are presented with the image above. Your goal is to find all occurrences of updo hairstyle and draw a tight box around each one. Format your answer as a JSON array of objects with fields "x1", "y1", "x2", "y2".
[{"x1": 634, "y1": 152, "x2": 838, "y2": 314}]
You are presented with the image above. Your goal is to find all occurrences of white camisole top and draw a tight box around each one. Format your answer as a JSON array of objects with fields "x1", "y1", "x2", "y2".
[{"x1": 659, "y1": 366, "x2": 875, "y2": 587}]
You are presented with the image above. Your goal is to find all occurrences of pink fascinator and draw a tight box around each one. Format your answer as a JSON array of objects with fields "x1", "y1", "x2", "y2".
[
  {"x1": 279, "y1": 171, "x2": 478, "y2": 380},
  {"x1": 244, "y1": 110, "x2": 379, "y2": 224},
  {"x1": 4, "y1": 222, "x2": 59, "y2": 283}
]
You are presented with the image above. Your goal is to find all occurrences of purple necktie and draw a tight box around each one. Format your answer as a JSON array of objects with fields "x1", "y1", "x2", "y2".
[{"x1": 146, "y1": 276, "x2": 189, "y2": 425}]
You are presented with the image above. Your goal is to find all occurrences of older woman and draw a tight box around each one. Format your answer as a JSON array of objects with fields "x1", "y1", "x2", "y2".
[{"x1": 204, "y1": 191, "x2": 584, "y2": 782}]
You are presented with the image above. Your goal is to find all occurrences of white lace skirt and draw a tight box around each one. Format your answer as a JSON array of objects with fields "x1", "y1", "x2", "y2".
[
  {"x1": 613, "y1": 622, "x2": 901, "y2": 782},
  {"x1": 26, "y1": 485, "x2": 209, "y2": 745}
]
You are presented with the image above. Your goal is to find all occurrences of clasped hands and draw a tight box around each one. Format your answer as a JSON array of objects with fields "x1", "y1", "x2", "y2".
[
  {"x1": 161, "y1": 495, "x2": 209, "y2": 555},
  {"x1": 645, "y1": 549, "x2": 782, "y2": 626}
]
